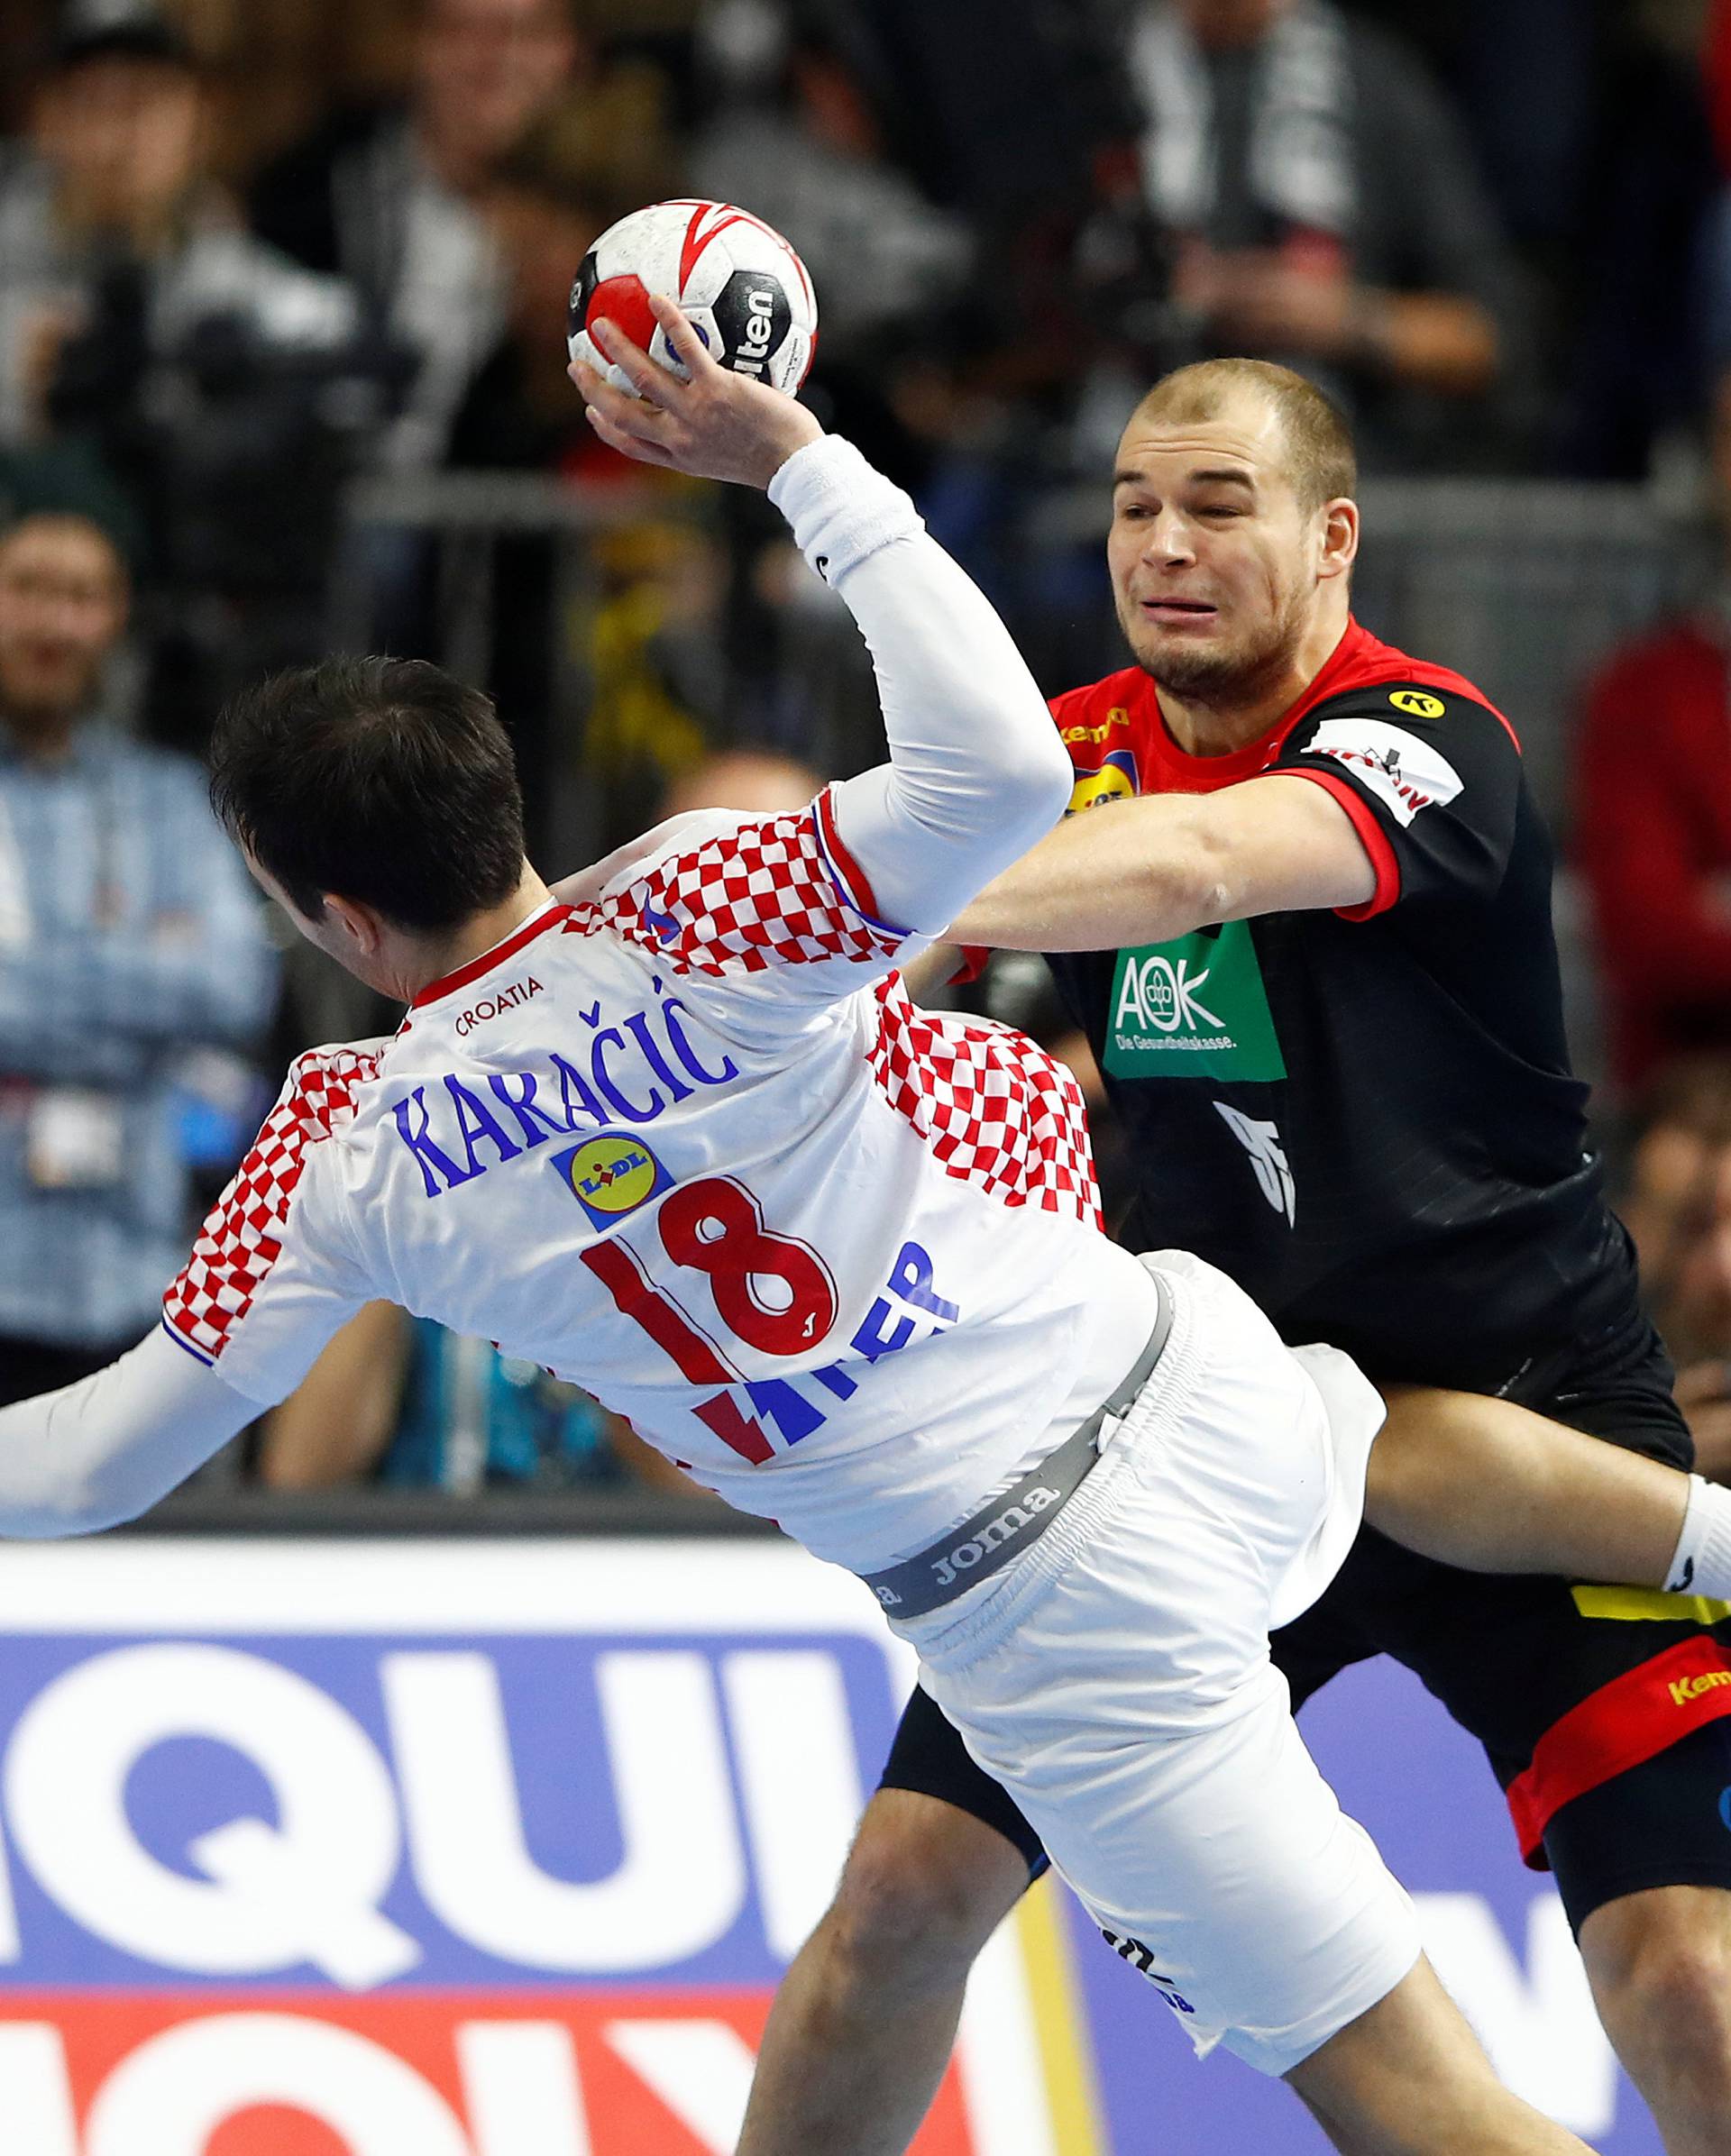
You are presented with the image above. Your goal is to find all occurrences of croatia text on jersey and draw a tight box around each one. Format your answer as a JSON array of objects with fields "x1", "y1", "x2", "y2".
[{"x1": 392, "y1": 990, "x2": 739, "y2": 1200}]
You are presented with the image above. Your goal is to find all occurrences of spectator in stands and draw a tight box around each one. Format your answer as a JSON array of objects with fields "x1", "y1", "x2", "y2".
[
  {"x1": 0, "y1": 507, "x2": 275, "y2": 1408},
  {"x1": 442, "y1": 113, "x2": 682, "y2": 849},
  {"x1": 1576, "y1": 359, "x2": 1731, "y2": 1093},
  {"x1": 1125, "y1": 0, "x2": 1529, "y2": 469},
  {"x1": 447, "y1": 115, "x2": 618, "y2": 480},
  {"x1": 1558, "y1": 0, "x2": 1720, "y2": 477},
  {"x1": 251, "y1": 0, "x2": 586, "y2": 470},
  {"x1": 0, "y1": 0, "x2": 358, "y2": 453},
  {"x1": 690, "y1": 22, "x2": 973, "y2": 493}
]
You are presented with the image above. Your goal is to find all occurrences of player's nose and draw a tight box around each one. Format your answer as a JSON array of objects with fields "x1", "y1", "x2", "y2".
[{"x1": 1141, "y1": 512, "x2": 1196, "y2": 567}]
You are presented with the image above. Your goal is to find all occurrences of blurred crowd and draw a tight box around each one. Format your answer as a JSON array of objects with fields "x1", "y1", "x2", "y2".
[{"x1": 7, "y1": 0, "x2": 1731, "y2": 1498}]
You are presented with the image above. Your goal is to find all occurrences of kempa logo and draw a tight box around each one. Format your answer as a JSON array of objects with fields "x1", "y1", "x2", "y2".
[
  {"x1": 1115, "y1": 952, "x2": 1223, "y2": 1037},
  {"x1": 1671, "y1": 1668, "x2": 1731, "y2": 1707}
]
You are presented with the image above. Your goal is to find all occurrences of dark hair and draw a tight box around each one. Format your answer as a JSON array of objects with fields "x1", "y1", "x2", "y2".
[
  {"x1": 209, "y1": 656, "x2": 527, "y2": 931},
  {"x1": 1133, "y1": 358, "x2": 1358, "y2": 514}
]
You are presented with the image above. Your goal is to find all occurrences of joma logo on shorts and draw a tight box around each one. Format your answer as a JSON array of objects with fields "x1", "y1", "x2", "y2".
[
  {"x1": 930, "y1": 1485, "x2": 1060, "y2": 1588},
  {"x1": 1100, "y1": 1928, "x2": 1195, "y2": 2014},
  {"x1": 1671, "y1": 1669, "x2": 1731, "y2": 1707}
]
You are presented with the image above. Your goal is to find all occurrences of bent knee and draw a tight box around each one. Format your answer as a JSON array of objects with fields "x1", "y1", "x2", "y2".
[
  {"x1": 823, "y1": 1792, "x2": 1031, "y2": 1988},
  {"x1": 1587, "y1": 1897, "x2": 1731, "y2": 2105}
]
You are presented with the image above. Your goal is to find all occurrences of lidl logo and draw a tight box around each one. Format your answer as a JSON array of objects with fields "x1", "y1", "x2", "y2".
[
  {"x1": 1067, "y1": 748, "x2": 1138, "y2": 816},
  {"x1": 1389, "y1": 688, "x2": 1445, "y2": 720},
  {"x1": 553, "y1": 1133, "x2": 670, "y2": 1226}
]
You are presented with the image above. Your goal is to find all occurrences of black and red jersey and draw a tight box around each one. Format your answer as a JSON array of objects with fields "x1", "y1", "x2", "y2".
[{"x1": 1046, "y1": 617, "x2": 1638, "y2": 1393}]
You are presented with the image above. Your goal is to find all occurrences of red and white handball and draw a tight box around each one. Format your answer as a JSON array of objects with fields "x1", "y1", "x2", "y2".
[{"x1": 568, "y1": 199, "x2": 818, "y2": 397}]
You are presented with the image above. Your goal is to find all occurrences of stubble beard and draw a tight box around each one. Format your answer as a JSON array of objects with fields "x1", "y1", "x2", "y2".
[{"x1": 1119, "y1": 591, "x2": 1307, "y2": 711}]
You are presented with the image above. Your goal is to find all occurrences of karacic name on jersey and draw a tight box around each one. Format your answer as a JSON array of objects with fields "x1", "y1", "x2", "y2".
[{"x1": 391, "y1": 990, "x2": 737, "y2": 1199}]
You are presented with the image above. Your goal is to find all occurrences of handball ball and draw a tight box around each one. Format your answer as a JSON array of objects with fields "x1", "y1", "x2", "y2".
[{"x1": 568, "y1": 199, "x2": 817, "y2": 398}]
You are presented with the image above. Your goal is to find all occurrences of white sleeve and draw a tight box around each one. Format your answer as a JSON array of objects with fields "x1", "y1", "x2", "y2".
[
  {"x1": 766, "y1": 436, "x2": 1070, "y2": 936},
  {"x1": 0, "y1": 1329, "x2": 259, "y2": 1537}
]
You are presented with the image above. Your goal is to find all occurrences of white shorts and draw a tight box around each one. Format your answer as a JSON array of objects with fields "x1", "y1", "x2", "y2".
[{"x1": 902, "y1": 1250, "x2": 1422, "y2": 2078}]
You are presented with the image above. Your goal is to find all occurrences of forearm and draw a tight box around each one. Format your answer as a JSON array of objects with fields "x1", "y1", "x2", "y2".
[
  {"x1": 1366, "y1": 1385, "x2": 1686, "y2": 1586},
  {"x1": 770, "y1": 437, "x2": 1069, "y2": 935},
  {"x1": 953, "y1": 794, "x2": 1234, "y2": 953},
  {"x1": 0, "y1": 1328, "x2": 258, "y2": 1535}
]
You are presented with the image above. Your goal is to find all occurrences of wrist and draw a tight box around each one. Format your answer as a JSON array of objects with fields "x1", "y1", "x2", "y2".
[
  {"x1": 758, "y1": 407, "x2": 825, "y2": 489},
  {"x1": 769, "y1": 434, "x2": 923, "y2": 585}
]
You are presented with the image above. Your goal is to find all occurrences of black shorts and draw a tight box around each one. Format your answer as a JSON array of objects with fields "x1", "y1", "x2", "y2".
[{"x1": 879, "y1": 1310, "x2": 1731, "y2": 1933}]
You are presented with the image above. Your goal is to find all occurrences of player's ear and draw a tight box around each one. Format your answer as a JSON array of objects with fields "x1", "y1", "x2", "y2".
[
  {"x1": 320, "y1": 892, "x2": 387, "y2": 957},
  {"x1": 1317, "y1": 497, "x2": 1360, "y2": 584}
]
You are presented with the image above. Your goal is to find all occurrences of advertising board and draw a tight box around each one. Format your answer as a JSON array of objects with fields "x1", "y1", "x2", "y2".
[
  {"x1": 0, "y1": 1537, "x2": 1676, "y2": 2152},
  {"x1": 0, "y1": 1539, "x2": 1098, "y2": 2156}
]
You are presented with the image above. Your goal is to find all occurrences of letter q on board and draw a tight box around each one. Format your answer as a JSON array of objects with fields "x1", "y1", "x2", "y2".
[{"x1": 3, "y1": 1643, "x2": 417, "y2": 1984}]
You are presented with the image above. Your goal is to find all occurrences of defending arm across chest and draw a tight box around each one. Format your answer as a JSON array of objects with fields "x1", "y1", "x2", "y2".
[{"x1": 951, "y1": 774, "x2": 1378, "y2": 952}]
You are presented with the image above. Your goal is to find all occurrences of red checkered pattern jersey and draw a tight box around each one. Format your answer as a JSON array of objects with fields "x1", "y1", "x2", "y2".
[
  {"x1": 869, "y1": 976, "x2": 1100, "y2": 1229},
  {"x1": 571, "y1": 797, "x2": 903, "y2": 978},
  {"x1": 566, "y1": 802, "x2": 1098, "y2": 1227},
  {"x1": 162, "y1": 1047, "x2": 379, "y2": 1366},
  {"x1": 145, "y1": 803, "x2": 1152, "y2": 1569}
]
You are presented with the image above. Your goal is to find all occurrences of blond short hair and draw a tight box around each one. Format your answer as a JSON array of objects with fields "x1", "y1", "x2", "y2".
[{"x1": 1132, "y1": 358, "x2": 1357, "y2": 514}]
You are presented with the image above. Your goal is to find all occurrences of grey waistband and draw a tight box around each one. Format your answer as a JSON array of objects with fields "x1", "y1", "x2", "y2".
[{"x1": 860, "y1": 1278, "x2": 1175, "y2": 1620}]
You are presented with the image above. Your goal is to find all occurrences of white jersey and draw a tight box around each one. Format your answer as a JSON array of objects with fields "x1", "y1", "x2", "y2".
[
  {"x1": 160, "y1": 825, "x2": 1154, "y2": 1568},
  {"x1": 0, "y1": 433, "x2": 1158, "y2": 1571}
]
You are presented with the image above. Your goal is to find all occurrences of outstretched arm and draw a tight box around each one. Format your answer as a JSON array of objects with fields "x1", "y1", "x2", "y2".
[{"x1": 574, "y1": 301, "x2": 1067, "y2": 941}]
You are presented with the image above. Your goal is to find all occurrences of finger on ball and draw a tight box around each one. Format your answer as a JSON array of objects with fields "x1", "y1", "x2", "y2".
[{"x1": 650, "y1": 294, "x2": 708, "y2": 373}]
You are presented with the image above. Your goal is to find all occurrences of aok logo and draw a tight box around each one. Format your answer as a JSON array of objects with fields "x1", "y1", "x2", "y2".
[
  {"x1": 1114, "y1": 953, "x2": 1223, "y2": 1037},
  {"x1": 1104, "y1": 922, "x2": 1286, "y2": 1083}
]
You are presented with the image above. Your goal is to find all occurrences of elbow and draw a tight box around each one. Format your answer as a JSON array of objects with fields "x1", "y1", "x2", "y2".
[
  {"x1": 995, "y1": 716, "x2": 1073, "y2": 845},
  {"x1": 1141, "y1": 816, "x2": 1240, "y2": 936}
]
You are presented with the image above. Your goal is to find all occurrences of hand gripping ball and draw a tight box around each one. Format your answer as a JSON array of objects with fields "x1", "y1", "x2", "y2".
[{"x1": 568, "y1": 199, "x2": 818, "y2": 397}]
